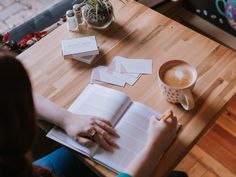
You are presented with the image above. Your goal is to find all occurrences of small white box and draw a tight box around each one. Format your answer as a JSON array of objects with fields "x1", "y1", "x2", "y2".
[{"x1": 61, "y1": 36, "x2": 99, "y2": 59}]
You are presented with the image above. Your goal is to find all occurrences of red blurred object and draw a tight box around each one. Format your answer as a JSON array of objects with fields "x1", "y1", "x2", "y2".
[
  {"x1": 20, "y1": 31, "x2": 47, "y2": 47},
  {"x1": 3, "y1": 32, "x2": 11, "y2": 41}
]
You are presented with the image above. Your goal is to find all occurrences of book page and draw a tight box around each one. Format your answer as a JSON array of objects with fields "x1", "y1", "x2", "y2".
[
  {"x1": 47, "y1": 84, "x2": 132, "y2": 156},
  {"x1": 68, "y1": 84, "x2": 132, "y2": 125},
  {"x1": 93, "y1": 102, "x2": 162, "y2": 172}
]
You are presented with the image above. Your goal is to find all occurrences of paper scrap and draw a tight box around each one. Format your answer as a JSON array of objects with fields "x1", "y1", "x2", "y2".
[
  {"x1": 90, "y1": 56, "x2": 152, "y2": 87},
  {"x1": 109, "y1": 56, "x2": 153, "y2": 74},
  {"x1": 91, "y1": 66, "x2": 126, "y2": 87},
  {"x1": 97, "y1": 66, "x2": 141, "y2": 86}
]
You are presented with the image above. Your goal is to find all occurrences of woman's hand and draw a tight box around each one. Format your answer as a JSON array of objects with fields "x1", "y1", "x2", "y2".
[
  {"x1": 147, "y1": 116, "x2": 177, "y2": 150},
  {"x1": 122, "y1": 116, "x2": 178, "y2": 177},
  {"x1": 33, "y1": 93, "x2": 119, "y2": 152},
  {"x1": 62, "y1": 113, "x2": 119, "y2": 152}
]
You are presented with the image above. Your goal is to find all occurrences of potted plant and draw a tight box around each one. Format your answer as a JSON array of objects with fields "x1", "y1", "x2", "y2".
[{"x1": 82, "y1": 0, "x2": 114, "y2": 29}]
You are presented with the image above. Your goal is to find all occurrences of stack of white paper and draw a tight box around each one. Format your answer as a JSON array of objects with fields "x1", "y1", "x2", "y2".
[
  {"x1": 91, "y1": 56, "x2": 152, "y2": 86},
  {"x1": 61, "y1": 36, "x2": 99, "y2": 64}
]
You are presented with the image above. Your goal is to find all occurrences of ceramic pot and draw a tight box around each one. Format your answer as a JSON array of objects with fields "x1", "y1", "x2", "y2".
[{"x1": 83, "y1": 2, "x2": 113, "y2": 29}]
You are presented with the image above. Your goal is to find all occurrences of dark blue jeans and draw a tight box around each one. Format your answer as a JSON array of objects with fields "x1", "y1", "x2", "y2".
[
  {"x1": 34, "y1": 147, "x2": 98, "y2": 177},
  {"x1": 34, "y1": 147, "x2": 187, "y2": 177}
]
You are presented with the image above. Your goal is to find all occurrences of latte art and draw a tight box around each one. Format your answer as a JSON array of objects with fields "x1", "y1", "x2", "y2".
[{"x1": 162, "y1": 64, "x2": 193, "y2": 88}]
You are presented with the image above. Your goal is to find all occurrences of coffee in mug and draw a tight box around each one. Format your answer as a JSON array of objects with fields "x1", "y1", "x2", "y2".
[
  {"x1": 162, "y1": 63, "x2": 194, "y2": 88},
  {"x1": 158, "y1": 60, "x2": 197, "y2": 110}
]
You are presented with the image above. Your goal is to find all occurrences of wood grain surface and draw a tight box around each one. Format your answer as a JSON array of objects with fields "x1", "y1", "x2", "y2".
[
  {"x1": 18, "y1": 0, "x2": 236, "y2": 176},
  {"x1": 176, "y1": 95, "x2": 236, "y2": 177}
]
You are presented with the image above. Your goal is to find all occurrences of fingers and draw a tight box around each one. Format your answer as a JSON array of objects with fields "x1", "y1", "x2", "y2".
[
  {"x1": 162, "y1": 110, "x2": 173, "y2": 121},
  {"x1": 163, "y1": 115, "x2": 177, "y2": 128},
  {"x1": 160, "y1": 110, "x2": 178, "y2": 128},
  {"x1": 76, "y1": 121, "x2": 119, "y2": 152},
  {"x1": 150, "y1": 115, "x2": 177, "y2": 130},
  {"x1": 74, "y1": 136, "x2": 95, "y2": 147},
  {"x1": 92, "y1": 119, "x2": 120, "y2": 151},
  {"x1": 93, "y1": 133, "x2": 115, "y2": 152},
  {"x1": 104, "y1": 135, "x2": 120, "y2": 149},
  {"x1": 97, "y1": 118, "x2": 112, "y2": 126},
  {"x1": 93, "y1": 124, "x2": 119, "y2": 151},
  {"x1": 95, "y1": 119, "x2": 119, "y2": 137},
  {"x1": 74, "y1": 127, "x2": 117, "y2": 152},
  {"x1": 72, "y1": 117, "x2": 119, "y2": 152}
]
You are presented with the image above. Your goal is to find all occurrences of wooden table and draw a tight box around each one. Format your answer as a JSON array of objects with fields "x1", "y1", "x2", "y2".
[{"x1": 18, "y1": 0, "x2": 236, "y2": 176}]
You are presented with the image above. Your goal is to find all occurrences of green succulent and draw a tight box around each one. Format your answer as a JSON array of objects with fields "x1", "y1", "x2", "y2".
[
  {"x1": 73, "y1": 0, "x2": 126, "y2": 28},
  {"x1": 83, "y1": 0, "x2": 113, "y2": 16}
]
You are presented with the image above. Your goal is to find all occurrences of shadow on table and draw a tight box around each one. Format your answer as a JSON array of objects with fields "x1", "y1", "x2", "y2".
[
  {"x1": 94, "y1": 21, "x2": 130, "y2": 40},
  {"x1": 65, "y1": 50, "x2": 109, "y2": 69}
]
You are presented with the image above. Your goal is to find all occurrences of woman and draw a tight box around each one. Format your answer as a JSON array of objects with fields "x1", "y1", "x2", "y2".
[{"x1": 0, "y1": 51, "x2": 183, "y2": 177}]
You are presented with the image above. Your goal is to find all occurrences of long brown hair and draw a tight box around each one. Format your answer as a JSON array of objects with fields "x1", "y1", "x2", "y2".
[{"x1": 0, "y1": 51, "x2": 36, "y2": 177}]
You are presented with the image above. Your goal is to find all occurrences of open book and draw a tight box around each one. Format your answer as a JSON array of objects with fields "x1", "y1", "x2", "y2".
[{"x1": 47, "y1": 84, "x2": 163, "y2": 172}]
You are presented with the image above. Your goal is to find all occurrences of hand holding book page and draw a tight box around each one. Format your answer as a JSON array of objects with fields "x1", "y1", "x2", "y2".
[
  {"x1": 122, "y1": 117, "x2": 178, "y2": 177},
  {"x1": 92, "y1": 102, "x2": 164, "y2": 172},
  {"x1": 47, "y1": 84, "x2": 176, "y2": 172}
]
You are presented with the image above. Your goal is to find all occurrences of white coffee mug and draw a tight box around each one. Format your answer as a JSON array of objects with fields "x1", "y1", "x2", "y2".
[{"x1": 158, "y1": 60, "x2": 197, "y2": 111}]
